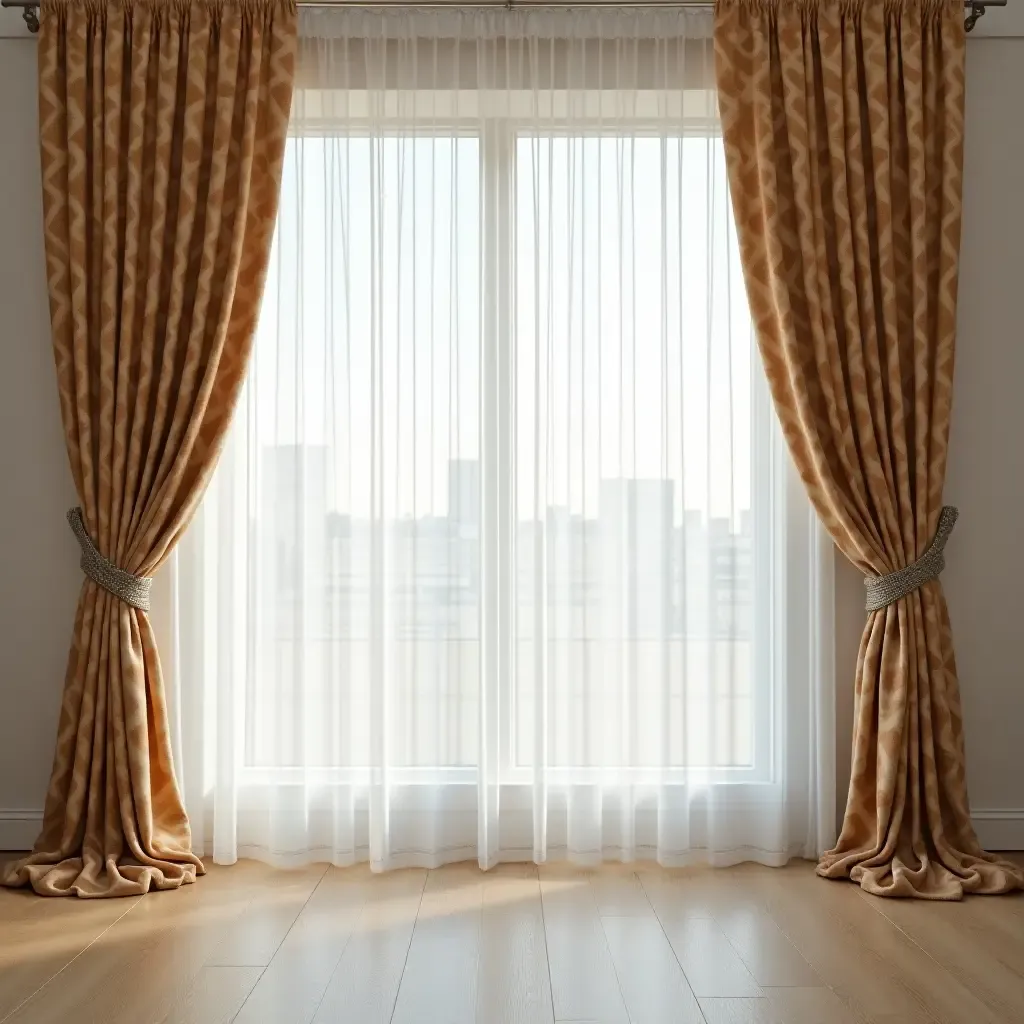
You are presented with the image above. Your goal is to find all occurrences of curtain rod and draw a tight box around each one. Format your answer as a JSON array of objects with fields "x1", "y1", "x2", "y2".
[{"x1": 1, "y1": 0, "x2": 1008, "y2": 35}]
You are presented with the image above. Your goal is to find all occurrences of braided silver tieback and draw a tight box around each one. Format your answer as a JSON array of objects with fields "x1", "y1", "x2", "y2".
[
  {"x1": 864, "y1": 506, "x2": 959, "y2": 612},
  {"x1": 67, "y1": 507, "x2": 153, "y2": 612}
]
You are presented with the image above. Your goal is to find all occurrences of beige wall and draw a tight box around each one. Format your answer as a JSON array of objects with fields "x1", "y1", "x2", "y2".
[
  {"x1": 0, "y1": 31, "x2": 1021, "y2": 848},
  {"x1": 943, "y1": 38, "x2": 1024, "y2": 844},
  {"x1": 0, "y1": 39, "x2": 80, "y2": 839}
]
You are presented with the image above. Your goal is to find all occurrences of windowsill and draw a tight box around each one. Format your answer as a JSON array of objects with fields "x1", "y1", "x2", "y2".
[{"x1": 219, "y1": 770, "x2": 787, "y2": 813}]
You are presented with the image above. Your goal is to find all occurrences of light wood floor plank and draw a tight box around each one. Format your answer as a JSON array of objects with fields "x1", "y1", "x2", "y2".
[
  {"x1": 204, "y1": 863, "x2": 328, "y2": 968},
  {"x1": 744, "y1": 865, "x2": 1005, "y2": 1024},
  {"x1": 233, "y1": 865, "x2": 374, "y2": 1024},
  {"x1": 792, "y1": 869, "x2": 1012, "y2": 1024},
  {"x1": 855, "y1": 885, "x2": 1024, "y2": 1022},
  {"x1": 310, "y1": 868, "x2": 427, "y2": 1024},
  {"x1": 763, "y1": 985, "x2": 868, "y2": 1024},
  {"x1": 2, "y1": 865, "x2": 262, "y2": 1024},
  {"x1": 0, "y1": 893, "x2": 141, "y2": 1021},
  {"x1": 710, "y1": 905, "x2": 820, "y2": 988},
  {"x1": 586, "y1": 867, "x2": 654, "y2": 917},
  {"x1": 160, "y1": 965, "x2": 263, "y2": 1024},
  {"x1": 638, "y1": 868, "x2": 730, "y2": 922},
  {"x1": 539, "y1": 866, "x2": 630, "y2": 1024},
  {"x1": 600, "y1": 916, "x2": 705, "y2": 1024},
  {"x1": 390, "y1": 864, "x2": 483, "y2": 1024},
  {"x1": 0, "y1": 888, "x2": 53, "y2": 928},
  {"x1": 730, "y1": 870, "x2": 933, "y2": 1024},
  {"x1": 475, "y1": 865, "x2": 554, "y2": 1024},
  {"x1": 640, "y1": 871, "x2": 761, "y2": 1000},
  {"x1": 639, "y1": 868, "x2": 819, "y2": 989},
  {"x1": 658, "y1": 917, "x2": 763, "y2": 999},
  {"x1": 697, "y1": 998, "x2": 780, "y2": 1024}
]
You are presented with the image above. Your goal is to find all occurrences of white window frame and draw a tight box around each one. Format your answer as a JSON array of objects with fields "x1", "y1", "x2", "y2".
[{"x1": 223, "y1": 109, "x2": 787, "y2": 794}]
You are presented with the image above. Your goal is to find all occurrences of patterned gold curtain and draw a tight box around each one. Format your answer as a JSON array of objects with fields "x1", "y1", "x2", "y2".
[
  {"x1": 715, "y1": 0, "x2": 1024, "y2": 898},
  {"x1": 0, "y1": 0, "x2": 296, "y2": 897}
]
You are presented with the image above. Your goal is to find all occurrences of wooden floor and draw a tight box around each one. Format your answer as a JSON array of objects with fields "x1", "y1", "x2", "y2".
[{"x1": 1, "y1": 858, "x2": 1023, "y2": 1024}]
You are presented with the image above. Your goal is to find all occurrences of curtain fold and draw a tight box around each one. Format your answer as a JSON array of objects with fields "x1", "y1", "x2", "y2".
[
  {"x1": 167, "y1": 6, "x2": 834, "y2": 873},
  {"x1": 0, "y1": 0, "x2": 296, "y2": 898},
  {"x1": 715, "y1": 0, "x2": 1023, "y2": 899}
]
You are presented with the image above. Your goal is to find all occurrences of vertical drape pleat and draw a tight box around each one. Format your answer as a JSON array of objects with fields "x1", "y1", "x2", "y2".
[
  {"x1": 0, "y1": 0, "x2": 296, "y2": 898},
  {"x1": 715, "y1": 0, "x2": 1024, "y2": 899}
]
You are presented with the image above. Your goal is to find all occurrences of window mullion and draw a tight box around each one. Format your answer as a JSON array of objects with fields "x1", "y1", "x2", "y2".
[{"x1": 479, "y1": 120, "x2": 516, "y2": 785}]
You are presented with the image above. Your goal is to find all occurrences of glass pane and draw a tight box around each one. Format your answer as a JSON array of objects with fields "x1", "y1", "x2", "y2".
[
  {"x1": 513, "y1": 134, "x2": 756, "y2": 770},
  {"x1": 247, "y1": 134, "x2": 481, "y2": 769}
]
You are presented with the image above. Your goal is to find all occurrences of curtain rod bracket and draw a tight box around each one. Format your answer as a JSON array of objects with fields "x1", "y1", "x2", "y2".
[{"x1": 10, "y1": 1, "x2": 38, "y2": 32}]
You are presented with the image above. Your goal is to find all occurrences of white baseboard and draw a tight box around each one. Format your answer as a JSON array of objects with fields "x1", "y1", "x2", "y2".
[
  {"x1": 0, "y1": 809, "x2": 42, "y2": 851},
  {"x1": 2, "y1": 807, "x2": 1022, "y2": 854},
  {"x1": 972, "y1": 809, "x2": 1024, "y2": 852}
]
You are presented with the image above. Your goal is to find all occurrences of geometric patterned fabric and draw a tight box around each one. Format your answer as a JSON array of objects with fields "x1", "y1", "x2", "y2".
[
  {"x1": 715, "y1": 0, "x2": 1024, "y2": 898},
  {"x1": 0, "y1": 0, "x2": 295, "y2": 897}
]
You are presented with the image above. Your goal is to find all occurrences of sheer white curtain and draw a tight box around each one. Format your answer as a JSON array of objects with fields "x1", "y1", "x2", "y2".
[{"x1": 163, "y1": 7, "x2": 835, "y2": 870}]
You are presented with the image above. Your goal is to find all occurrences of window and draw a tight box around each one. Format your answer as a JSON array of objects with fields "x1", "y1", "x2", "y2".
[{"x1": 236, "y1": 120, "x2": 765, "y2": 778}]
